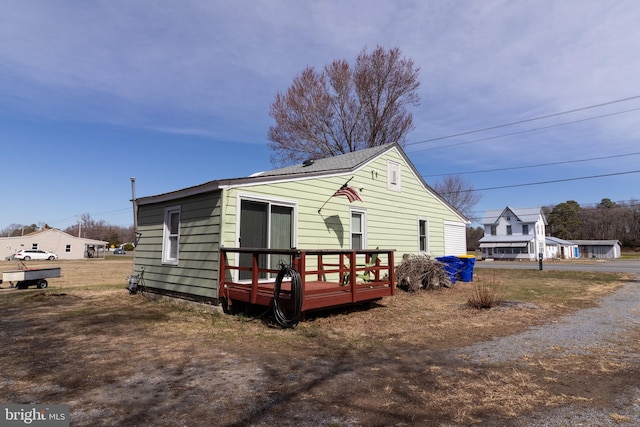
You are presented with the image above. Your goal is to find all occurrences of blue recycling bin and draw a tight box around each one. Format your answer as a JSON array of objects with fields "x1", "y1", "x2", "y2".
[
  {"x1": 457, "y1": 255, "x2": 476, "y2": 282},
  {"x1": 436, "y1": 256, "x2": 461, "y2": 284}
]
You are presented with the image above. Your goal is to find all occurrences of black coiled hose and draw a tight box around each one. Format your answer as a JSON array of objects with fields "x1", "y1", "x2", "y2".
[{"x1": 273, "y1": 263, "x2": 303, "y2": 328}]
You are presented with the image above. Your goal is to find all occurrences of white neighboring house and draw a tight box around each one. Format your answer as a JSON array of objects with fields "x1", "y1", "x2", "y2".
[
  {"x1": 479, "y1": 207, "x2": 547, "y2": 260},
  {"x1": 545, "y1": 236, "x2": 579, "y2": 259},
  {"x1": 1, "y1": 228, "x2": 108, "y2": 260}
]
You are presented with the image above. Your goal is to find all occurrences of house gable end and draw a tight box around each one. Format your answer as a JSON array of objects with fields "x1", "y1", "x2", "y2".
[{"x1": 136, "y1": 144, "x2": 467, "y2": 224}]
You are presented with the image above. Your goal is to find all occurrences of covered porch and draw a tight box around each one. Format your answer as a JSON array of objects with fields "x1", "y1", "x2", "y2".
[{"x1": 479, "y1": 236, "x2": 538, "y2": 260}]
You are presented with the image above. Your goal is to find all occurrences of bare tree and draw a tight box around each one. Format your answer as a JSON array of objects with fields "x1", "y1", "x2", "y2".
[
  {"x1": 0, "y1": 223, "x2": 38, "y2": 237},
  {"x1": 268, "y1": 46, "x2": 420, "y2": 166},
  {"x1": 432, "y1": 175, "x2": 481, "y2": 219},
  {"x1": 63, "y1": 213, "x2": 135, "y2": 246}
]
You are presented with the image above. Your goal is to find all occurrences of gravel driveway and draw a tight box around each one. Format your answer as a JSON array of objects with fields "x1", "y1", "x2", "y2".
[{"x1": 452, "y1": 270, "x2": 640, "y2": 426}]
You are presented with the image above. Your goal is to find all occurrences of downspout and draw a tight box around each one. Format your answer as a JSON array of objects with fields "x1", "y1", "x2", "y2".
[
  {"x1": 217, "y1": 188, "x2": 227, "y2": 303},
  {"x1": 130, "y1": 177, "x2": 140, "y2": 246}
]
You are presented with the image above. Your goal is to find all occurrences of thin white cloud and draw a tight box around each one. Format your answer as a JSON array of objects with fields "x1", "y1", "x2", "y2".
[
  {"x1": 1, "y1": 0, "x2": 639, "y2": 150},
  {"x1": 1, "y1": 0, "x2": 639, "y2": 229}
]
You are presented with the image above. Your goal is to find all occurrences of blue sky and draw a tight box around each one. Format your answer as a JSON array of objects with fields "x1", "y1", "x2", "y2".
[{"x1": 1, "y1": 0, "x2": 639, "y2": 229}]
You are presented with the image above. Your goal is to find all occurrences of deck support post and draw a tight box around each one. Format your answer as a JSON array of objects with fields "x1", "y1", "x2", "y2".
[
  {"x1": 251, "y1": 252, "x2": 259, "y2": 304},
  {"x1": 350, "y1": 251, "x2": 357, "y2": 303},
  {"x1": 389, "y1": 251, "x2": 395, "y2": 295},
  {"x1": 293, "y1": 251, "x2": 307, "y2": 311}
]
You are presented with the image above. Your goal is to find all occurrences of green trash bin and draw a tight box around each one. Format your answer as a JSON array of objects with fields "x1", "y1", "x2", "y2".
[{"x1": 457, "y1": 255, "x2": 476, "y2": 282}]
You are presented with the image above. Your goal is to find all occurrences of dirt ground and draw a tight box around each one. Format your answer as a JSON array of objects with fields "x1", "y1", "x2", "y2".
[{"x1": 1, "y1": 258, "x2": 639, "y2": 426}]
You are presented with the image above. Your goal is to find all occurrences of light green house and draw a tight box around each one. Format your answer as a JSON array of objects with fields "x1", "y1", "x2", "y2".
[{"x1": 133, "y1": 143, "x2": 468, "y2": 304}]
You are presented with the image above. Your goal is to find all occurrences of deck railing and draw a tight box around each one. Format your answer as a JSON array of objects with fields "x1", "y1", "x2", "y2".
[{"x1": 219, "y1": 248, "x2": 395, "y2": 312}]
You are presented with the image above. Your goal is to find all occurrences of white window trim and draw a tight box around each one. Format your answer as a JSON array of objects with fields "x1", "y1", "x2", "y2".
[
  {"x1": 418, "y1": 217, "x2": 429, "y2": 254},
  {"x1": 162, "y1": 205, "x2": 181, "y2": 265},
  {"x1": 235, "y1": 193, "x2": 298, "y2": 249},
  {"x1": 350, "y1": 208, "x2": 367, "y2": 250},
  {"x1": 233, "y1": 193, "x2": 298, "y2": 283},
  {"x1": 387, "y1": 160, "x2": 401, "y2": 192}
]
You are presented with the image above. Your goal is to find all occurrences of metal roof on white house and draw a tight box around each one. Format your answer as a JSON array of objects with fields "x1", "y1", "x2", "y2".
[
  {"x1": 545, "y1": 236, "x2": 576, "y2": 246},
  {"x1": 478, "y1": 235, "x2": 535, "y2": 244},
  {"x1": 481, "y1": 206, "x2": 546, "y2": 225},
  {"x1": 570, "y1": 240, "x2": 621, "y2": 246}
]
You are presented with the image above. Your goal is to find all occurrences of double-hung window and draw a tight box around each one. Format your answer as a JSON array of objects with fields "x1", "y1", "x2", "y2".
[
  {"x1": 162, "y1": 205, "x2": 181, "y2": 265},
  {"x1": 418, "y1": 218, "x2": 429, "y2": 253},
  {"x1": 350, "y1": 209, "x2": 366, "y2": 250}
]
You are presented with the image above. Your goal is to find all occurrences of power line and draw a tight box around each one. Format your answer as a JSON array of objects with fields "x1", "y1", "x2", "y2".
[
  {"x1": 571, "y1": 199, "x2": 640, "y2": 209},
  {"x1": 408, "y1": 106, "x2": 640, "y2": 153},
  {"x1": 439, "y1": 170, "x2": 640, "y2": 194},
  {"x1": 46, "y1": 207, "x2": 132, "y2": 229},
  {"x1": 91, "y1": 207, "x2": 131, "y2": 216},
  {"x1": 422, "y1": 151, "x2": 640, "y2": 177},
  {"x1": 50, "y1": 208, "x2": 130, "y2": 223},
  {"x1": 406, "y1": 94, "x2": 640, "y2": 147}
]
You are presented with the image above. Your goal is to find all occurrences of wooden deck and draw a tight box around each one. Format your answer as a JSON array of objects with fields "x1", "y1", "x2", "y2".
[{"x1": 219, "y1": 248, "x2": 395, "y2": 313}]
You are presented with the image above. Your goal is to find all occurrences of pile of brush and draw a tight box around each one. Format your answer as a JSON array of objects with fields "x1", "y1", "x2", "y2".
[{"x1": 395, "y1": 254, "x2": 451, "y2": 292}]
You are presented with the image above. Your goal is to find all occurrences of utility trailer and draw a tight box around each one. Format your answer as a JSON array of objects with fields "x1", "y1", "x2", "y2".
[{"x1": 1, "y1": 267, "x2": 61, "y2": 289}]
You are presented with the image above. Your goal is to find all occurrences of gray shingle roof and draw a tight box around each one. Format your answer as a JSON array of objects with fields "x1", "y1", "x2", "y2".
[
  {"x1": 256, "y1": 144, "x2": 393, "y2": 178},
  {"x1": 136, "y1": 142, "x2": 467, "y2": 223},
  {"x1": 137, "y1": 143, "x2": 399, "y2": 206}
]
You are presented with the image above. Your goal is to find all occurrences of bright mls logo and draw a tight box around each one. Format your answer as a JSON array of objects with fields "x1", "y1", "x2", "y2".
[{"x1": 1, "y1": 404, "x2": 69, "y2": 426}]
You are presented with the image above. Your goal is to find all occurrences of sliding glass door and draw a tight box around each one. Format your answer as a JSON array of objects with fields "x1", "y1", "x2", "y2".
[{"x1": 239, "y1": 199, "x2": 294, "y2": 280}]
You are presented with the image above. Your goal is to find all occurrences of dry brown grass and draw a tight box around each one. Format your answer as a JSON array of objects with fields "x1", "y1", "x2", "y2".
[{"x1": 1, "y1": 258, "x2": 638, "y2": 426}]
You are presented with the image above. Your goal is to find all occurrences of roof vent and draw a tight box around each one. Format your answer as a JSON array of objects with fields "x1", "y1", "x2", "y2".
[{"x1": 302, "y1": 159, "x2": 315, "y2": 167}]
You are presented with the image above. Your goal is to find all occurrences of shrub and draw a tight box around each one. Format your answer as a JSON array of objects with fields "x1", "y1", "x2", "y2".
[{"x1": 467, "y1": 274, "x2": 503, "y2": 309}]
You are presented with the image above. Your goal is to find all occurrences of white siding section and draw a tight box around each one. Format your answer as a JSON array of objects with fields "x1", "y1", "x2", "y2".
[{"x1": 444, "y1": 221, "x2": 466, "y2": 255}]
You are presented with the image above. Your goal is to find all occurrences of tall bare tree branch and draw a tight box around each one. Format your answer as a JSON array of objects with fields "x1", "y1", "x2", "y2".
[
  {"x1": 268, "y1": 46, "x2": 420, "y2": 166},
  {"x1": 433, "y1": 175, "x2": 482, "y2": 219}
]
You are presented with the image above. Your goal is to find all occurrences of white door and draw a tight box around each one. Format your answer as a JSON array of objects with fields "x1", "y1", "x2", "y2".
[{"x1": 444, "y1": 221, "x2": 466, "y2": 255}]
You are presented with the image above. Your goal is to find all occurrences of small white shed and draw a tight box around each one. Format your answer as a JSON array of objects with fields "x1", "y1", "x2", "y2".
[{"x1": 545, "y1": 237, "x2": 579, "y2": 259}]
